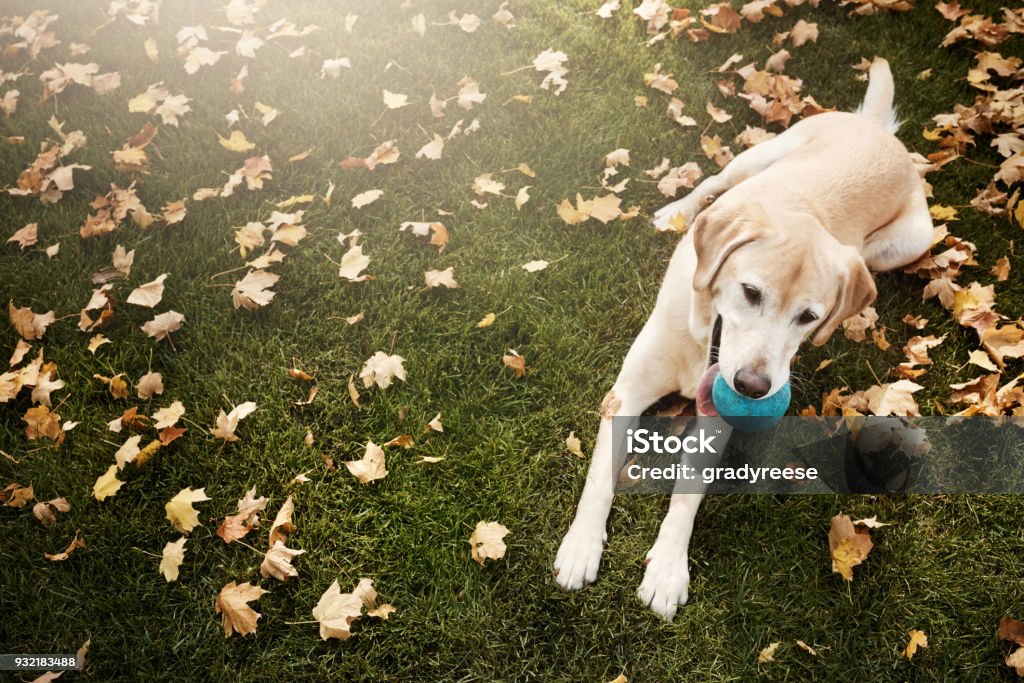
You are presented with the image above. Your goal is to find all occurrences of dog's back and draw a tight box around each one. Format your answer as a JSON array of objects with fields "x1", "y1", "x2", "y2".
[{"x1": 719, "y1": 59, "x2": 920, "y2": 247}]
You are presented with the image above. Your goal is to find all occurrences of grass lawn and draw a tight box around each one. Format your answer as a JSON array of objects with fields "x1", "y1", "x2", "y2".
[{"x1": 1, "y1": 0, "x2": 1023, "y2": 680}]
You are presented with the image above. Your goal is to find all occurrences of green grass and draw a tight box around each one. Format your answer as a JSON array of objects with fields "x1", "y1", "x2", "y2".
[{"x1": 1, "y1": 0, "x2": 1022, "y2": 680}]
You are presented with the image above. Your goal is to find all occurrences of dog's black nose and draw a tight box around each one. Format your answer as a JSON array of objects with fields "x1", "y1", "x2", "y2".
[{"x1": 734, "y1": 369, "x2": 771, "y2": 399}]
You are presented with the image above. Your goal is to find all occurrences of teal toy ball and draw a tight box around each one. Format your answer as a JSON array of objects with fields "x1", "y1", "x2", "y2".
[{"x1": 711, "y1": 372, "x2": 790, "y2": 432}]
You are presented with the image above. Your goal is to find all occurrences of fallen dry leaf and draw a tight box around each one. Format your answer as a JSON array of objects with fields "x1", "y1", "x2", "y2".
[
  {"x1": 644, "y1": 62, "x2": 678, "y2": 94},
  {"x1": 141, "y1": 310, "x2": 184, "y2": 342},
  {"x1": 998, "y1": 615, "x2": 1024, "y2": 648},
  {"x1": 210, "y1": 401, "x2": 257, "y2": 441},
  {"x1": 94, "y1": 373, "x2": 129, "y2": 400},
  {"x1": 93, "y1": 465, "x2": 124, "y2": 501},
  {"x1": 352, "y1": 189, "x2": 383, "y2": 208},
  {"x1": 134, "y1": 439, "x2": 163, "y2": 467},
  {"x1": 165, "y1": 487, "x2": 210, "y2": 533},
  {"x1": 313, "y1": 580, "x2": 364, "y2": 641},
  {"x1": 115, "y1": 435, "x2": 142, "y2": 470},
  {"x1": 231, "y1": 269, "x2": 279, "y2": 310},
  {"x1": 368, "y1": 603, "x2": 396, "y2": 620},
  {"x1": 338, "y1": 243, "x2": 371, "y2": 282},
  {"x1": 903, "y1": 629, "x2": 928, "y2": 660},
  {"x1": 3, "y1": 483, "x2": 34, "y2": 508},
  {"x1": 137, "y1": 371, "x2": 164, "y2": 399},
  {"x1": 515, "y1": 186, "x2": 531, "y2": 210},
  {"x1": 758, "y1": 641, "x2": 781, "y2": 663},
  {"x1": 790, "y1": 19, "x2": 819, "y2": 46},
  {"x1": 9, "y1": 339, "x2": 30, "y2": 366},
  {"x1": 360, "y1": 352, "x2": 406, "y2": 389},
  {"x1": 425, "y1": 267, "x2": 458, "y2": 289},
  {"x1": 23, "y1": 404, "x2": 64, "y2": 443},
  {"x1": 533, "y1": 48, "x2": 569, "y2": 95},
  {"x1": 9, "y1": 303, "x2": 56, "y2": 341},
  {"x1": 45, "y1": 529, "x2": 85, "y2": 561},
  {"x1": 416, "y1": 134, "x2": 444, "y2": 160},
  {"x1": 470, "y1": 520, "x2": 510, "y2": 565},
  {"x1": 32, "y1": 496, "x2": 69, "y2": 527},
  {"x1": 566, "y1": 431, "x2": 584, "y2": 458},
  {"x1": 865, "y1": 380, "x2": 923, "y2": 416},
  {"x1": 828, "y1": 513, "x2": 874, "y2": 581},
  {"x1": 215, "y1": 581, "x2": 267, "y2": 638},
  {"x1": 269, "y1": 495, "x2": 295, "y2": 547},
  {"x1": 7, "y1": 223, "x2": 38, "y2": 249},
  {"x1": 472, "y1": 172, "x2": 505, "y2": 196},
  {"x1": 502, "y1": 350, "x2": 526, "y2": 378},
  {"x1": 160, "y1": 537, "x2": 187, "y2": 582},
  {"x1": 90, "y1": 335, "x2": 111, "y2": 356},
  {"x1": 261, "y1": 540, "x2": 304, "y2": 581},
  {"x1": 425, "y1": 412, "x2": 444, "y2": 433},
  {"x1": 992, "y1": 257, "x2": 1010, "y2": 281},
  {"x1": 217, "y1": 487, "x2": 269, "y2": 543},
  {"x1": 1008, "y1": 648, "x2": 1024, "y2": 676},
  {"x1": 321, "y1": 58, "x2": 351, "y2": 79},
  {"x1": 851, "y1": 516, "x2": 890, "y2": 529},
  {"x1": 382, "y1": 89, "x2": 409, "y2": 109},
  {"x1": 347, "y1": 376, "x2": 362, "y2": 408},
  {"x1": 385, "y1": 434, "x2": 414, "y2": 449},
  {"x1": 345, "y1": 441, "x2": 388, "y2": 484},
  {"x1": 152, "y1": 400, "x2": 185, "y2": 429}
]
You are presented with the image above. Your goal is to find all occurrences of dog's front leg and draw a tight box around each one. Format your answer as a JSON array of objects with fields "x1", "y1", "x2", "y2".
[
  {"x1": 638, "y1": 418, "x2": 731, "y2": 622},
  {"x1": 637, "y1": 492, "x2": 704, "y2": 622},
  {"x1": 552, "y1": 397, "x2": 626, "y2": 590},
  {"x1": 554, "y1": 318, "x2": 681, "y2": 591}
]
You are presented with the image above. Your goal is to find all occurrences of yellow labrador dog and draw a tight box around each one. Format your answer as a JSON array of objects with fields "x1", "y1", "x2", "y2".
[{"x1": 554, "y1": 59, "x2": 933, "y2": 621}]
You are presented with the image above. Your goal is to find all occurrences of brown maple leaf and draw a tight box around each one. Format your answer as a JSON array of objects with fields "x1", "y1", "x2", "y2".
[{"x1": 215, "y1": 581, "x2": 268, "y2": 638}]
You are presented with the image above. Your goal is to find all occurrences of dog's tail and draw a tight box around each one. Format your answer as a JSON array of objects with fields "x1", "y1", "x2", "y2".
[{"x1": 855, "y1": 57, "x2": 900, "y2": 133}]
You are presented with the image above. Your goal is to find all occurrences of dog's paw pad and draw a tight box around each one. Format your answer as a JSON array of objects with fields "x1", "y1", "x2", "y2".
[{"x1": 553, "y1": 528, "x2": 606, "y2": 591}]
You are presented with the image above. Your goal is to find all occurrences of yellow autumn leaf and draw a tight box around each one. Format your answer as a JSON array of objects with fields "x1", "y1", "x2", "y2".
[
  {"x1": 929, "y1": 204, "x2": 958, "y2": 221},
  {"x1": 828, "y1": 513, "x2": 874, "y2": 581},
  {"x1": 219, "y1": 130, "x2": 255, "y2": 152},
  {"x1": 165, "y1": 487, "x2": 211, "y2": 533},
  {"x1": 903, "y1": 629, "x2": 928, "y2": 660},
  {"x1": 93, "y1": 464, "x2": 124, "y2": 501},
  {"x1": 566, "y1": 431, "x2": 584, "y2": 458},
  {"x1": 758, "y1": 641, "x2": 781, "y2": 663}
]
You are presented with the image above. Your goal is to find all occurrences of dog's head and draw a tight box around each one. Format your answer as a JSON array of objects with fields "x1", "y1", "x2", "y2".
[{"x1": 692, "y1": 201, "x2": 876, "y2": 399}]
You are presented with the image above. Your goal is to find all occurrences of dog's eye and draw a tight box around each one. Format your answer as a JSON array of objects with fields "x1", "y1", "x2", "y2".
[
  {"x1": 742, "y1": 284, "x2": 761, "y2": 306},
  {"x1": 797, "y1": 309, "x2": 819, "y2": 325}
]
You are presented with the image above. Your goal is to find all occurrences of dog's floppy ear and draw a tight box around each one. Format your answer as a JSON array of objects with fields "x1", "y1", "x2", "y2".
[
  {"x1": 812, "y1": 248, "x2": 877, "y2": 346},
  {"x1": 692, "y1": 203, "x2": 767, "y2": 292}
]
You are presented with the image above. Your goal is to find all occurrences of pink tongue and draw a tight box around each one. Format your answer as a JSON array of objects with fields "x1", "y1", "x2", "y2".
[{"x1": 696, "y1": 363, "x2": 720, "y2": 417}]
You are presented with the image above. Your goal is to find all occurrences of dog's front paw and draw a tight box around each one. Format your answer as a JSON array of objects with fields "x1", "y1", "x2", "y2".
[
  {"x1": 553, "y1": 525, "x2": 606, "y2": 591},
  {"x1": 636, "y1": 543, "x2": 690, "y2": 622}
]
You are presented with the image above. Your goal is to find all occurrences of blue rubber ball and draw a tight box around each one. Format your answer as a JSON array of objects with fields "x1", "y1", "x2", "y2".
[{"x1": 711, "y1": 373, "x2": 790, "y2": 432}]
